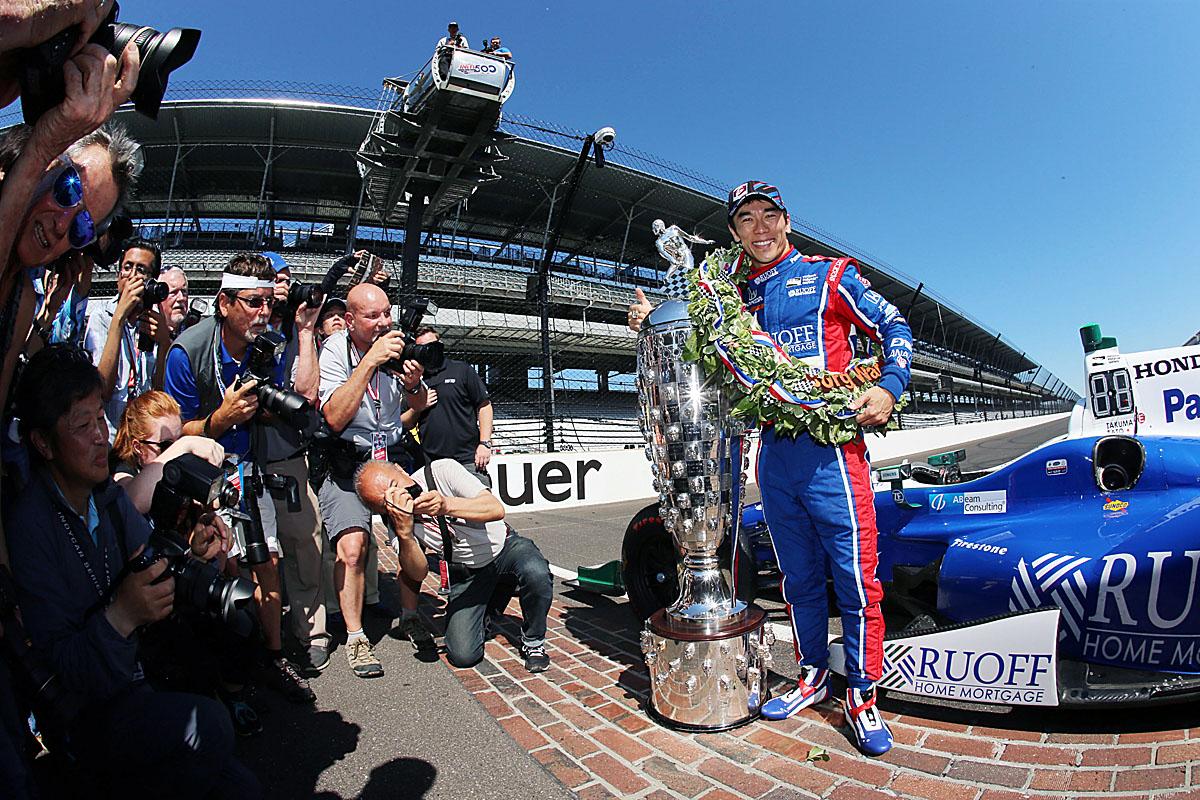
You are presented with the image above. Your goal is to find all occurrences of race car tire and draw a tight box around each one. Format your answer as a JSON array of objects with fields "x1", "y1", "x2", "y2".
[{"x1": 621, "y1": 503, "x2": 757, "y2": 621}]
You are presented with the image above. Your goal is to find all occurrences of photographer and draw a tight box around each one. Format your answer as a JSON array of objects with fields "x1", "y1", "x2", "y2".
[
  {"x1": 155, "y1": 265, "x2": 189, "y2": 339},
  {"x1": 355, "y1": 459, "x2": 552, "y2": 673},
  {"x1": 83, "y1": 237, "x2": 170, "y2": 442},
  {"x1": 317, "y1": 282, "x2": 429, "y2": 677},
  {"x1": 255, "y1": 251, "x2": 331, "y2": 671},
  {"x1": 164, "y1": 253, "x2": 315, "y2": 703},
  {"x1": 3, "y1": 344, "x2": 257, "y2": 798},
  {"x1": 111, "y1": 390, "x2": 225, "y2": 516},
  {"x1": 409, "y1": 326, "x2": 494, "y2": 488}
]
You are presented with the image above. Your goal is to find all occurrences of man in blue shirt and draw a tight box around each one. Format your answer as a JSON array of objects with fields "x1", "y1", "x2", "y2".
[{"x1": 164, "y1": 253, "x2": 315, "y2": 703}]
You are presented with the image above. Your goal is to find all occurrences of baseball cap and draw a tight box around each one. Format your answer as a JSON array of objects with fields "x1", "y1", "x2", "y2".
[
  {"x1": 319, "y1": 297, "x2": 346, "y2": 317},
  {"x1": 262, "y1": 251, "x2": 288, "y2": 273},
  {"x1": 726, "y1": 181, "x2": 787, "y2": 222}
]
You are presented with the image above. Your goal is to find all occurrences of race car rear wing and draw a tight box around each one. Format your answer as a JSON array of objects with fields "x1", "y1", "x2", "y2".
[{"x1": 1070, "y1": 324, "x2": 1200, "y2": 438}]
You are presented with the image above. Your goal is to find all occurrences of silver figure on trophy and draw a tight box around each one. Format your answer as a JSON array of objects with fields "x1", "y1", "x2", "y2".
[
  {"x1": 652, "y1": 219, "x2": 713, "y2": 301},
  {"x1": 636, "y1": 222, "x2": 773, "y2": 731}
]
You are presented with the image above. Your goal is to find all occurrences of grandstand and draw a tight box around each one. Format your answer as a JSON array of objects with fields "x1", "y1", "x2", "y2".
[{"x1": 18, "y1": 76, "x2": 1078, "y2": 452}]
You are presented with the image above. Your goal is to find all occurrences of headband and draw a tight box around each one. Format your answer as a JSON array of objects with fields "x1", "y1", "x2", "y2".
[{"x1": 220, "y1": 273, "x2": 275, "y2": 290}]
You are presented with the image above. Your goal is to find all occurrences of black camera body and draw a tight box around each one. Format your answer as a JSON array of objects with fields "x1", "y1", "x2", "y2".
[
  {"x1": 287, "y1": 281, "x2": 324, "y2": 312},
  {"x1": 142, "y1": 277, "x2": 170, "y2": 305},
  {"x1": 141, "y1": 454, "x2": 257, "y2": 638},
  {"x1": 17, "y1": 1, "x2": 201, "y2": 124},
  {"x1": 382, "y1": 297, "x2": 444, "y2": 374},
  {"x1": 235, "y1": 331, "x2": 312, "y2": 430}
]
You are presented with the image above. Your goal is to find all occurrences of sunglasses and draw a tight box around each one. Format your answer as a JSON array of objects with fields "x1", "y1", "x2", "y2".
[
  {"x1": 233, "y1": 293, "x2": 280, "y2": 311},
  {"x1": 39, "y1": 159, "x2": 98, "y2": 249},
  {"x1": 138, "y1": 437, "x2": 177, "y2": 452}
]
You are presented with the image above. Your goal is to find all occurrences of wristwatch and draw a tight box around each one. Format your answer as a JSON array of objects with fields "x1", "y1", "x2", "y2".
[
  {"x1": 404, "y1": 384, "x2": 422, "y2": 395},
  {"x1": 479, "y1": 439, "x2": 492, "y2": 448}
]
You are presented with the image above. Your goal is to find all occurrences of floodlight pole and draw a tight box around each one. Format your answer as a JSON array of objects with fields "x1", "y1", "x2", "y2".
[{"x1": 536, "y1": 133, "x2": 601, "y2": 452}]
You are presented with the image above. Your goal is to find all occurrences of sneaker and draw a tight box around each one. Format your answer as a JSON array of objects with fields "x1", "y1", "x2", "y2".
[
  {"x1": 521, "y1": 642, "x2": 550, "y2": 673},
  {"x1": 224, "y1": 696, "x2": 263, "y2": 737},
  {"x1": 263, "y1": 657, "x2": 316, "y2": 703},
  {"x1": 397, "y1": 615, "x2": 436, "y2": 652},
  {"x1": 306, "y1": 642, "x2": 331, "y2": 672},
  {"x1": 843, "y1": 686, "x2": 893, "y2": 756},
  {"x1": 761, "y1": 666, "x2": 830, "y2": 720},
  {"x1": 346, "y1": 637, "x2": 384, "y2": 679}
]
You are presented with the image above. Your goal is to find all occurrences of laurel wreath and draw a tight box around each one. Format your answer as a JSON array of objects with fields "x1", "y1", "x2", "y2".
[{"x1": 680, "y1": 245, "x2": 907, "y2": 447}]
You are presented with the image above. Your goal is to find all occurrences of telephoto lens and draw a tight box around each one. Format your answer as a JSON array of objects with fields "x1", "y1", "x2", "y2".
[{"x1": 18, "y1": 1, "x2": 201, "y2": 123}]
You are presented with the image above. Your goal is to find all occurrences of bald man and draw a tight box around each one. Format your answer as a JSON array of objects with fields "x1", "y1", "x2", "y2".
[
  {"x1": 316, "y1": 283, "x2": 429, "y2": 679},
  {"x1": 355, "y1": 459, "x2": 553, "y2": 673}
]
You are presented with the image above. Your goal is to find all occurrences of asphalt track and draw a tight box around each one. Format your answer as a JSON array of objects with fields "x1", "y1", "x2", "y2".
[{"x1": 238, "y1": 416, "x2": 1070, "y2": 799}]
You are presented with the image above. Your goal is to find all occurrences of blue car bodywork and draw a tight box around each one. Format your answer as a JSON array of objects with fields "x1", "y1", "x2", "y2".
[{"x1": 729, "y1": 434, "x2": 1200, "y2": 703}]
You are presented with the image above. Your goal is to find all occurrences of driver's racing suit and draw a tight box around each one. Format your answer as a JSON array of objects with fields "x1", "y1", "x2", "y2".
[{"x1": 745, "y1": 246, "x2": 913, "y2": 689}]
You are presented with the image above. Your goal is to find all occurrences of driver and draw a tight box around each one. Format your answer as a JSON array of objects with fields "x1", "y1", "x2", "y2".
[{"x1": 628, "y1": 181, "x2": 913, "y2": 756}]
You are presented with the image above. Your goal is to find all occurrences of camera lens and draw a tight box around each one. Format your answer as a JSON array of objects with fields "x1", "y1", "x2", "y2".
[
  {"x1": 94, "y1": 17, "x2": 202, "y2": 120},
  {"x1": 142, "y1": 278, "x2": 170, "y2": 304}
]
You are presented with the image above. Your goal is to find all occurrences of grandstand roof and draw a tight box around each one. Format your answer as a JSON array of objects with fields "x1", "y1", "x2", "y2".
[{"x1": 104, "y1": 85, "x2": 1040, "y2": 377}]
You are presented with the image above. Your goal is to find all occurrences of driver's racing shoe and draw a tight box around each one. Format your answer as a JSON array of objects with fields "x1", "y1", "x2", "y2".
[
  {"x1": 761, "y1": 666, "x2": 829, "y2": 720},
  {"x1": 843, "y1": 686, "x2": 893, "y2": 756}
]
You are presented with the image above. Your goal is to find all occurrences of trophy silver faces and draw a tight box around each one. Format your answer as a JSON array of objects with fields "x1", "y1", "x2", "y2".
[{"x1": 636, "y1": 225, "x2": 772, "y2": 731}]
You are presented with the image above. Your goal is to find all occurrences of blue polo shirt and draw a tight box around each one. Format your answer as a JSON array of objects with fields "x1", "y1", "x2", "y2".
[{"x1": 163, "y1": 338, "x2": 284, "y2": 459}]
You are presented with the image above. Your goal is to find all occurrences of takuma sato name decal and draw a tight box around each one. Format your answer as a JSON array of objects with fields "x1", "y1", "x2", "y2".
[{"x1": 929, "y1": 490, "x2": 1007, "y2": 515}]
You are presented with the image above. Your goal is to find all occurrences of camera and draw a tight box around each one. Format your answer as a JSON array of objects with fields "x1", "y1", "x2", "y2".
[
  {"x1": 142, "y1": 277, "x2": 170, "y2": 304},
  {"x1": 141, "y1": 454, "x2": 258, "y2": 637},
  {"x1": 82, "y1": 214, "x2": 133, "y2": 269},
  {"x1": 287, "y1": 281, "x2": 325, "y2": 311},
  {"x1": 593, "y1": 126, "x2": 617, "y2": 149},
  {"x1": 235, "y1": 330, "x2": 313, "y2": 430},
  {"x1": 382, "y1": 297, "x2": 445, "y2": 374},
  {"x1": 16, "y1": 2, "x2": 202, "y2": 124}
]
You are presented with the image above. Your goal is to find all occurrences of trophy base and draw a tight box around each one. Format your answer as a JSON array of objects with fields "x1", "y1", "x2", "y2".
[{"x1": 641, "y1": 606, "x2": 772, "y2": 732}]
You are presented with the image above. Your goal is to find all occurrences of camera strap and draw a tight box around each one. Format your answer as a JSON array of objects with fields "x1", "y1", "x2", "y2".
[
  {"x1": 346, "y1": 335, "x2": 383, "y2": 417},
  {"x1": 56, "y1": 508, "x2": 111, "y2": 601},
  {"x1": 420, "y1": 459, "x2": 456, "y2": 595}
]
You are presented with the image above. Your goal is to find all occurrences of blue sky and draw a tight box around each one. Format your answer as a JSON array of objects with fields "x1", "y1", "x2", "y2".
[{"x1": 129, "y1": 1, "x2": 1198, "y2": 391}]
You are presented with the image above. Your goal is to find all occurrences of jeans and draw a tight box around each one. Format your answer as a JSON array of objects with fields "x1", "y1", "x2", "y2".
[
  {"x1": 440, "y1": 534, "x2": 552, "y2": 668},
  {"x1": 72, "y1": 686, "x2": 261, "y2": 799}
]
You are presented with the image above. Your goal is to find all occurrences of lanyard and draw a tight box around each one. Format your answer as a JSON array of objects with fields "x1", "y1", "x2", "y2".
[
  {"x1": 56, "y1": 507, "x2": 111, "y2": 600},
  {"x1": 347, "y1": 337, "x2": 383, "y2": 416},
  {"x1": 122, "y1": 323, "x2": 141, "y2": 392}
]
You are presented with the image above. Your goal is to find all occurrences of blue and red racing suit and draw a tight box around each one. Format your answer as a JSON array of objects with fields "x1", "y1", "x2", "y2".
[{"x1": 745, "y1": 247, "x2": 912, "y2": 690}]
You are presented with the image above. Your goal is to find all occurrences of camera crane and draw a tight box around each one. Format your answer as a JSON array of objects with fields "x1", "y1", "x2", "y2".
[{"x1": 354, "y1": 45, "x2": 516, "y2": 294}]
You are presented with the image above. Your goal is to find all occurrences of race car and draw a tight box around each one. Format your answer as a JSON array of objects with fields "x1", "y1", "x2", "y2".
[{"x1": 621, "y1": 325, "x2": 1200, "y2": 706}]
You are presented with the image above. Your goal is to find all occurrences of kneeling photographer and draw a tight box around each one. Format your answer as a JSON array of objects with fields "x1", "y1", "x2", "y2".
[
  {"x1": 316, "y1": 282, "x2": 431, "y2": 678},
  {"x1": 164, "y1": 252, "x2": 316, "y2": 703},
  {"x1": 3, "y1": 344, "x2": 258, "y2": 798}
]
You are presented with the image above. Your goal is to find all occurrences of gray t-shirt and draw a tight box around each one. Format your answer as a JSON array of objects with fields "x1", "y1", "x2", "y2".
[
  {"x1": 83, "y1": 296, "x2": 156, "y2": 444},
  {"x1": 318, "y1": 329, "x2": 408, "y2": 450},
  {"x1": 411, "y1": 458, "x2": 507, "y2": 568}
]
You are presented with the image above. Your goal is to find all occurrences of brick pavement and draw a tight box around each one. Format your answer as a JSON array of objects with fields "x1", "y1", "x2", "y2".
[{"x1": 375, "y1": 527, "x2": 1200, "y2": 799}]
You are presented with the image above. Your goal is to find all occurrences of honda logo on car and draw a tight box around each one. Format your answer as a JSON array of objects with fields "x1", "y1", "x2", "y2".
[
  {"x1": 1133, "y1": 354, "x2": 1200, "y2": 380},
  {"x1": 930, "y1": 490, "x2": 1007, "y2": 514}
]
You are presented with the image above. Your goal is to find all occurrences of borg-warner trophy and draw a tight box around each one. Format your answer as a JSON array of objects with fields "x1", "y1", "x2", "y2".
[{"x1": 637, "y1": 221, "x2": 773, "y2": 731}]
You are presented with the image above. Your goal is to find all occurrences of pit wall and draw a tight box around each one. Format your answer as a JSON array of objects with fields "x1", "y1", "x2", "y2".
[{"x1": 486, "y1": 412, "x2": 1071, "y2": 513}]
